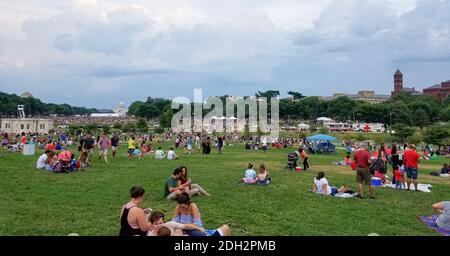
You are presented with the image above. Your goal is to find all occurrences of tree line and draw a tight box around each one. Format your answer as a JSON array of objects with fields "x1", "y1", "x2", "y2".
[
  {"x1": 0, "y1": 92, "x2": 98, "y2": 117},
  {"x1": 128, "y1": 91, "x2": 450, "y2": 128}
]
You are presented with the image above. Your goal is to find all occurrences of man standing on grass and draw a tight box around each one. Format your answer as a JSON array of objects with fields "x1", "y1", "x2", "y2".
[
  {"x1": 82, "y1": 133, "x2": 95, "y2": 162},
  {"x1": 403, "y1": 144, "x2": 420, "y2": 191},
  {"x1": 217, "y1": 136, "x2": 224, "y2": 155},
  {"x1": 354, "y1": 145, "x2": 374, "y2": 199},
  {"x1": 110, "y1": 133, "x2": 120, "y2": 159},
  {"x1": 98, "y1": 133, "x2": 110, "y2": 163}
]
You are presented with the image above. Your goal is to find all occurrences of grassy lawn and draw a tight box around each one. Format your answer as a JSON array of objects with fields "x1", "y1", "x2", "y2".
[{"x1": 0, "y1": 143, "x2": 449, "y2": 236}]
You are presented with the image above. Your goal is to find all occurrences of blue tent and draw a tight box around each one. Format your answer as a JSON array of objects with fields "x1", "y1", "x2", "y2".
[{"x1": 306, "y1": 134, "x2": 337, "y2": 142}]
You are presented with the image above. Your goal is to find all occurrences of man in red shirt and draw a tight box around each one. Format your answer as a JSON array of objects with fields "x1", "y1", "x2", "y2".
[
  {"x1": 403, "y1": 144, "x2": 420, "y2": 191},
  {"x1": 353, "y1": 146, "x2": 374, "y2": 199}
]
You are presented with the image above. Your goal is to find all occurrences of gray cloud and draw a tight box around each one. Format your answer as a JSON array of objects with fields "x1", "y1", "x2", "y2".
[{"x1": 0, "y1": 0, "x2": 449, "y2": 108}]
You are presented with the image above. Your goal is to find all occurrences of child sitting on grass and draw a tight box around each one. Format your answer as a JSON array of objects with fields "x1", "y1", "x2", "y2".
[
  {"x1": 256, "y1": 164, "x2": 271, "y2": 185},
  {"x1": 335, "y1": 155, "x2": 352, "y2": 166},
  {"x1": 243, "y1": 163, "x2": 257, "y2": 184}
]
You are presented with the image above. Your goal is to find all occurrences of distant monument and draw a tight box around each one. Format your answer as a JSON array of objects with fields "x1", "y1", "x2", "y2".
[
  {"x1": 114, "y1": 101, "x2": 128, "y2": 116},
  {"x1": 20, "y1": 92, "x2": 34, "y2": 98}
]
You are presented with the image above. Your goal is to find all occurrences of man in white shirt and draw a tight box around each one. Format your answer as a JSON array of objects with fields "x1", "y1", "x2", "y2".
[
  {"x1": 36, "y1": 150, "x2": 50, "y2": 169},
  {"x1": 155, "y1": 147, "x2": 165, "y2": 160},
  {"x1": 167, "y1": 148, "x2": 178, "y2": 160},
  {"x1": 36, "y1": 150, "x2": 55, "y2": 171}
]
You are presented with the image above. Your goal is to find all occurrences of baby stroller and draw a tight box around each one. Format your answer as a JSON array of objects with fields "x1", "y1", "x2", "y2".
[{"x1": 286, "y1": 152, "x2": 298, "y2": 170}]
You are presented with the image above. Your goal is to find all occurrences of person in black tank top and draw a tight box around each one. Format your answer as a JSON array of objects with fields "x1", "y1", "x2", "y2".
[{"x1": 119, "y1": 186, "x2": 152, "y2": 236}]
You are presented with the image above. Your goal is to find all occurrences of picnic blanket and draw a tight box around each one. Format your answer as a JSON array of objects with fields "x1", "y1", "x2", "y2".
[
  {"x1": 418, "y1": 216, "x2": 450, "y2": 236},
  {"x1": 308, "y1": 190, "x2": 359, "y2": 198},
  {"x1": 334, "y1": 192, "x2": 359, "y2": 198},
  {"x1": 382, "y1": 183, "x2": 432, "y2": 193}
]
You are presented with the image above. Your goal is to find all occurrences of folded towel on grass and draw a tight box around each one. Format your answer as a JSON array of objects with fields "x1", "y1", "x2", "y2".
[{"x1": 382, "y1": 183, "x2": 432, "y2": 193}]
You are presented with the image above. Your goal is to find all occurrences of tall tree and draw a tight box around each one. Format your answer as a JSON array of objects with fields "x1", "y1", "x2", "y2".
[
  {"x1": 255, "y1": 90, "x2": 280, "y2": 98},
  {"x1": 287, "y1": 91, "x2": 305, "y2": 100}
]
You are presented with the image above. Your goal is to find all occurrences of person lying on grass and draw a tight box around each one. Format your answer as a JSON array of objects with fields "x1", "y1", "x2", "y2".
[
  {"x1": 172, "y1": 192, "x2": 231, "y2": 236},
  {"x1": 119, "y1": 186, "x2": 155, "y2": 236},
  {"x1": 312, "y1": 172, "x2": 352, "y2": 196},
  {"x1": 147, "y1": 211, "x2": 206, "y2": 236},
  {"x1": 179, "y1": 166, "x2": 210, "y2": 196},
  {"x1": 432, "y1": 201, "x2": 450, "y2": 230},
  {"x1": 164, "y1": 168, "x2": 201, "y2": 200}
]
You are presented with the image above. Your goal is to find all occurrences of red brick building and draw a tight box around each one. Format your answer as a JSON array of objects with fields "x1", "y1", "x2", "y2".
[
  {"x1": 391, "y1": 69, "x2": 420, "y2": 97},
  {"x1": 423, "y1": 81, "x2": 450, "y2": 100}
]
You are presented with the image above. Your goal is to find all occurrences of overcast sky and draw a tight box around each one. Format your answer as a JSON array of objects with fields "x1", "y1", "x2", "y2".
[{"x1": 0, "y1": 0, "x2": 449, "y2": 109}]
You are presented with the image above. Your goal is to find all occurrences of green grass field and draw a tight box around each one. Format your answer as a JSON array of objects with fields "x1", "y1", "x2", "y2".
[{"x1": 1, "y1": 143, "x2": 449, "y2": 236}]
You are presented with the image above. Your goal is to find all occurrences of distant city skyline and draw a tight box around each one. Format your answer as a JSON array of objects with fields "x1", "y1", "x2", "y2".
[{"x1": 1, "y1": 0, "x2": 450, "y2": 109}]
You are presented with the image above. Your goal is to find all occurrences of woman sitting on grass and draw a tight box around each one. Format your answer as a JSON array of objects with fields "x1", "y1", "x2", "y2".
[
  {"x1": 312, "y1": 171, "x2": 347, "y2": 196},
  {"x1": 179, "y1": 166, "x2": 210, "y2": 196},
  {"x1": 172, "y1": 193, "x2": 230, "y2": 236},
  {"x1": 256, "y1": 164, "x2": 271, "y2": 185},
  {"x1": 119, "y1": 186, "x2": 154, "y2": 236}
]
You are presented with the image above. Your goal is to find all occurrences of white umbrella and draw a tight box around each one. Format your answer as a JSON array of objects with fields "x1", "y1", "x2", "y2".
[
  {"x1": 219, "y1": 116, "x2": 226, "y2": 120},
  {"x1": 211, "y1": 116, "x2": 219, "y2": 119},
  {"x1": 227, "y1": 116, "x2": 237, "y2": 120}
]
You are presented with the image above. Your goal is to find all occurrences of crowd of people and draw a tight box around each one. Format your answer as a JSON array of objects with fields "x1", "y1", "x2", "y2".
[{"x1": 2, "y1": 127, "x2": 449, "y2": 236}]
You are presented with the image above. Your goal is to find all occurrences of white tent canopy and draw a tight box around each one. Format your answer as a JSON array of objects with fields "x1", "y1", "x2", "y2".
[
  {"x1": 298, "y1": 123, "x2": 310, "y2": 128},
  {"x1": 316, "y1": 117, "x2": 333, "y2": 122},
  {"x1": 227, "y1": 117, "x2": 237, "y2": 120}
]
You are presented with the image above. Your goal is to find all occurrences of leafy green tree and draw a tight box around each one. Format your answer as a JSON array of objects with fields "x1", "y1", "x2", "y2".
[
  {"x1": 439, "y1": 106, "x2": 450, "y2": 122},
  {"x1": 325, "y1": 96, "x2": 356, "y2": 122},
  {"x1": 413, "y1": 108, "x2": 429, "y2": 130},
  {"x1": 391, "y1": 125, "x2": 415, "y2": 143},
  {"x1": 423, "y1": 125, "x2": 450, "y2": 147},
  {"x1": 255, "y1": 90, "x2": 280, "y2": 98},
  {"x1": 137, "y1": 118, "x2": 149, "y2": 133},
  {"x1": 287, "y1": 91, "x2": 305, "y2": 100},
  {"x1": 122, "y1": 123, "x2": 137, "y2": 133},
  {"x1": 159, "y1": 110, "x2": 174, "y2": 128}
]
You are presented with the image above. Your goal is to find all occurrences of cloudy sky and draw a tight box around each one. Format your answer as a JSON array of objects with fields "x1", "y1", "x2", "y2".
[{"x1": 0, "y1": 0, "x2": 449, "y2": 109}]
